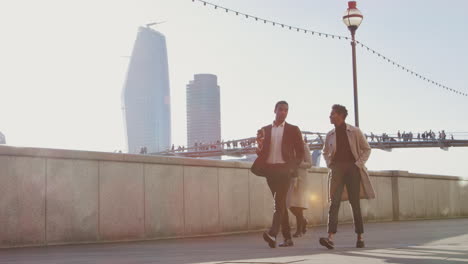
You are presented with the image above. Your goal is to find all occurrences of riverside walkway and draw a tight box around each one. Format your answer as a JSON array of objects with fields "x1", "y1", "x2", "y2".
[{"x1": 1, "y1": 218, "x2": 467, "y2": 264}]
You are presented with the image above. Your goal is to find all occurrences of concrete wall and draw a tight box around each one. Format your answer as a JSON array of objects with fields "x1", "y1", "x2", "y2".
[{"x1": 0, "y1": 145, "x2": 467, "y2": 248}]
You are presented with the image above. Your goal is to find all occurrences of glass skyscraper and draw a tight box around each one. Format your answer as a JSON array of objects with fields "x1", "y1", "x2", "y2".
[{"x1": 122, "y1": 26, "x2": 171, "y2": 153}]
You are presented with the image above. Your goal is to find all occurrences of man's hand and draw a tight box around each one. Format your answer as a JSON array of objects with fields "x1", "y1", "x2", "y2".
[
  {"x1": 256, "y1": 138, "x2": 264, "y2": 149},
  {"x1": 256, "y1": 129, "x2": 265, "y2": 150},
  {"x1": 255, "y1": 139, "x2": 264, "y2": 155}
]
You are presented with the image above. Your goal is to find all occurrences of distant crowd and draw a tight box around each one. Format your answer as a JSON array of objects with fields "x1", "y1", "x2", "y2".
[
  {"x1": 169, "y1": 138, "x2": 257, "y2": 153},
  {"x1": 156, "y1": 129, "x2": 456, "y2": 154},
  {"x1": 365, "y1": 130, "x2": 453, "y2": 142}
]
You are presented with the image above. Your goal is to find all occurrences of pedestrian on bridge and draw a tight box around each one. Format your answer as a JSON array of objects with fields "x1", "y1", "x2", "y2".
[
  {"x1": 319, "y1": 104, "x2": 375, "y2": 250},
  {"x1": 251, "y1": 101, "x2": 305, "y2": 248}
]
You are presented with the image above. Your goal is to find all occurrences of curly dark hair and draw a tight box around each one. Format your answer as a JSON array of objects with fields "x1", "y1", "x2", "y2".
[
  {"x1": 332, "y1": 104, "x2": 348, "y2": 119},
  {"x1": 275, "y1": 101, "x2": 288, "y2": 110}
]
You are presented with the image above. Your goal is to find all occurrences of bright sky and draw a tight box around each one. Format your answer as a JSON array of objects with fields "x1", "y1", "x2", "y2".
[{"x1": 1, "y1": 0, "x2": 467, "y2": 177}]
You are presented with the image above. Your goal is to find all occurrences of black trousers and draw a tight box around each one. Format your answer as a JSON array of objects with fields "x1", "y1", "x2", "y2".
[
  {"x1": 265, "y1": 164, "x2": 292, "y2": 240},
  {"x1": 328, "y1": 162, "x2": 364, "y2": 234}
]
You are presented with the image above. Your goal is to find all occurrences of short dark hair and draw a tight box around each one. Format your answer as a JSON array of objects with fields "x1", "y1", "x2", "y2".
[
  {"x1": 332, "y1": 104, "x2": 348, "y2": 119},
  {"x1": 275, "y1": 101, "x2": 288, "y2": 110}
]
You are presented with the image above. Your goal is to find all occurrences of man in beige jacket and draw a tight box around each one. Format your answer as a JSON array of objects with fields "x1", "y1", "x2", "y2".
[{"x1": 319, "y1": 104, "x2": 375, "y2": 249}]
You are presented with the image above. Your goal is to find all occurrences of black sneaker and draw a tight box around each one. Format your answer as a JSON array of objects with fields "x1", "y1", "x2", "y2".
[
  {"x1": 263, "y1": 232, "x2": 276, "y2": 248},
  {"x1": 356, "y1": 240, "x2": 365, "y2": 248},
  {"x1": 319, "y1": 237, "x2": 335, "y2": 249},
  {"x1": 279, "y1": 239, "x2": 294, "y2": 247},
  {"x1": 293, "y1": 230, "x2": 302, "y2": 238}
]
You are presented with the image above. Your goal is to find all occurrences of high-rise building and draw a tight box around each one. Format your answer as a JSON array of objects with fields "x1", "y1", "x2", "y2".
[
  {"x1": 0, "y1": 131, "x2": 5, "y2": 144},
  {"x1": 122, "y1": 26, "x2": 171, "y2": 154},
  {"x1": 186, "y1": 74, "x2": 221, "y2": 147}
]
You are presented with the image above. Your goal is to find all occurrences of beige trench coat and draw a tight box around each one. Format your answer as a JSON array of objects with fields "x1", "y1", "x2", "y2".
[
  {"x1": 322, "y1": 124, "x2": 376, "y2": 201},
  {"x1": 287, "y1": 143, "x2": 312, "y2": 208}
]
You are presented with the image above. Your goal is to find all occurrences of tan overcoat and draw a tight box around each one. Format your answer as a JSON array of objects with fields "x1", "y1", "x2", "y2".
[{"x1": 322, "y1": 124, "x2": 376, "y2": 201}]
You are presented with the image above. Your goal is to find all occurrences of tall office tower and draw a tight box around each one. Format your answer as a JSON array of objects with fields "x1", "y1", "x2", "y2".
[
  {"x1": 0, "y1": 131, "x2": 5, "y2": 144},
  {"x1": 122, "y1": 26, "x2": 171, "y2": 153},
  {"x1": 186, "y1": 74, "x2": 221, "y2": 148}
]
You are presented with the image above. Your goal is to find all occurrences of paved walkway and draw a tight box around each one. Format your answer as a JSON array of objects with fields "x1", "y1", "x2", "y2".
[{"x1": 1, "y1": 219, "x2": 467, "y2": 264}]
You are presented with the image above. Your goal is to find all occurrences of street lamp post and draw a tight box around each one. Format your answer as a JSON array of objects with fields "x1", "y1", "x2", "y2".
[{"x1": 343, "y1": 1, "x2": 363, "y2": 127}]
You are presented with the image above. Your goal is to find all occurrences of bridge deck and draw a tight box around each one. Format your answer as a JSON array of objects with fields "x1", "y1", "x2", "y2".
[{"x1": 164, "y1": 139, "x2": 468, "y2": 158}]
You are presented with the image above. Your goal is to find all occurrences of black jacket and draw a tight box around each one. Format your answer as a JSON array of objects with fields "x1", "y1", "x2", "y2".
[{"x1": 251, "y1": 122, "x2": 304, "y2": 177}]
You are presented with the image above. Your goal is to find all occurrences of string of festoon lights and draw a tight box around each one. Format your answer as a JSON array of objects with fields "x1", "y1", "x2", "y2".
[{"x1": 191, "y1": 0, "x2": 467, "y2": 97}]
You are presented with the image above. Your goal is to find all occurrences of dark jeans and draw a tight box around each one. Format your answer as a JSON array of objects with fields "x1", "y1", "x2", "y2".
[
  {"x1": 328, "y1": 162, "x2": 364, "y2": 234},
  {"x1": 265, "y1": 164, "x2": 292, "y2": 240}
]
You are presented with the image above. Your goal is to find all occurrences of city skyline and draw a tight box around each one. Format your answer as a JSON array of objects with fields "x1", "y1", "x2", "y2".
[{"x1": 0, "y1": 0, "x2": 467, "y2": 177}]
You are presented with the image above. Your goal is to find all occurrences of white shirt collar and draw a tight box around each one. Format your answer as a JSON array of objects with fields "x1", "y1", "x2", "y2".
[{"x1": 272, "y1": 121, "x2": 286, "y2": 127}]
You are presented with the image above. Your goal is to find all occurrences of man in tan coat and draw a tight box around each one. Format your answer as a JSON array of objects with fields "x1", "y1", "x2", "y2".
[{"x1": 319, "y1": 104, "x2": 375, "y2": 249}]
